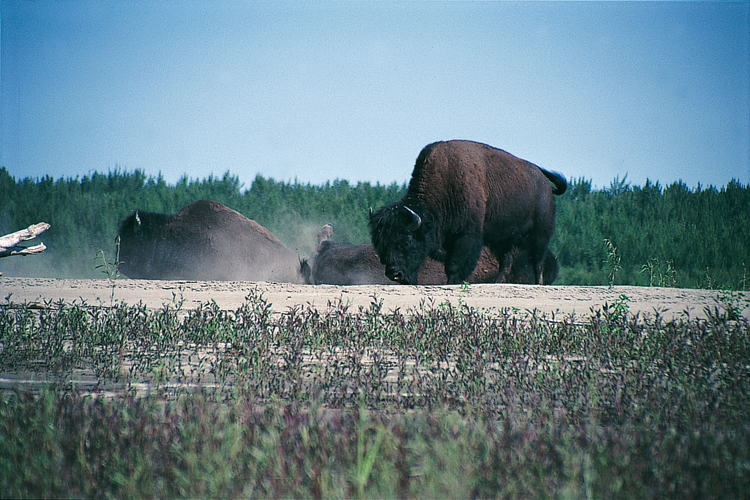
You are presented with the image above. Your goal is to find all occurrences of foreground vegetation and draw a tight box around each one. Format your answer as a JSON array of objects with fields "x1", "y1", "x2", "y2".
[
  {"x1": 1, "y1": 167, "x2": 748, "y2": 288},
  {"x1": 2, "y1": 291, "x2": 749, "y2": 498}
]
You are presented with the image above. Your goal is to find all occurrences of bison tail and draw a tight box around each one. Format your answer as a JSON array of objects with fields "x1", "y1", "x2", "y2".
[{"x1": 541, "y1": 169, "x2": 568, "y2": 195}]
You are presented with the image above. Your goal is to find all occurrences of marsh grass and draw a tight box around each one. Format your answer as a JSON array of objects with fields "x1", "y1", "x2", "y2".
[{"x1": 1, "y1": 291, "x2": 749, "y2": 498}]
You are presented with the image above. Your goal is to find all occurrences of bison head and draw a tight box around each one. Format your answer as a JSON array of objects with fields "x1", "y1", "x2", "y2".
[{"x1": 369, "y1": 201, "x2": 434, "y2": 285}]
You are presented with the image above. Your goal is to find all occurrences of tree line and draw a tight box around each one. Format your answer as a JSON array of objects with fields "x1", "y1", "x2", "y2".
[{"x1": 1, "y1": 167, "x2": 748, "y2": 289}]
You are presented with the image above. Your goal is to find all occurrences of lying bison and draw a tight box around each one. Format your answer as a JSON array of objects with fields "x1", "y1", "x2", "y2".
[
  {"x1": 311, "y1": 240, "x2": 558, "y2": 285},
  {"x1": 117, "y1": 199, "x2": 306, "y2": 283},
  {"x1": 370, "y1": 140, "x2": 566, "y2": 285},
  {"x1": 309, "y1": 224, "x2": 558, "y2": 285},
  {"x1": 310, "y1": 240, "x2": 500, "y2": 285}
]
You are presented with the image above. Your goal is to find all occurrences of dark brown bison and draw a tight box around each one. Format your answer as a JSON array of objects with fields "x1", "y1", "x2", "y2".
[
  {"x1": 369, "y1": 140, "x2": 566, "y2": 285},
  {"x1": 500, "y1": 245, "x2": 559, "y2": 285},
  {"x1": 311, "y1": 240, "x2": 558, "y2": 285},
  {"x1": 117, "y1": 199, "x2": 306, "y2": 283},
  {"x1": 310, "y1": 240, "x2": 500, "y2": 285},
  {"x1": 309, "y1": 224, "x2": 558, "y2": 285}
]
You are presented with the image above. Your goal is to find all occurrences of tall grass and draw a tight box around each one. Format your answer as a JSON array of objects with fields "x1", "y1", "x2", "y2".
[{"x1": 2, "y1": 291, "x2": 749, "y2": 498}]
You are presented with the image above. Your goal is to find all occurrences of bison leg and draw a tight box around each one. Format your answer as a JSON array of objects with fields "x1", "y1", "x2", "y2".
[
  {"x1": 445, "y1": 234, "x2": 483, "y2": 284},
  {"x1": 533, "y1": 246, "x2": 550, "y2": 285},
  {"x1": 494, "y1": 248, "x2": 517, "y2": 283}
]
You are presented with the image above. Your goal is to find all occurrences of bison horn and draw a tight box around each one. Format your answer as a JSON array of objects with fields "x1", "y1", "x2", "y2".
[{"x1": 404, "y1": 206, "x2": 421, "y2": 231}]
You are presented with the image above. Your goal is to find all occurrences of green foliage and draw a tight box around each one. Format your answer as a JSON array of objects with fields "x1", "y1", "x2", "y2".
[
  {"x1": 552, "y1": 177, "x2": 750, "y2": 288},
  {"x1": 714, "y1": 290, "x2": 750, "y2": 321},
  {"x1": 1, "y1": 295, "x2": 749, "y2": 498},
  {"x1": 641, "y1": 258, "x2": 679, "y2": 287},
  {"x1": 2, "y1": 166, "x2": 749, "y2": 288}
]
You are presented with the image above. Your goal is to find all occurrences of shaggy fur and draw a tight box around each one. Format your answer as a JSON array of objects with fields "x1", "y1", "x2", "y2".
[
  {"x1": 370, "y1": 140, "x2": 566, "y2": 285},
  {"x1": 500, "y1": 246, "x2": 560, "y2": 285},
  {"x1": 310, "y1": 240, "x2": 558, "y2": 286},
  {"x1": 117, "y1": 199, "x2": 305, "y2": 283},
  {"x1": 310, "y1": 241, "x2": 501, "y2": 285}
]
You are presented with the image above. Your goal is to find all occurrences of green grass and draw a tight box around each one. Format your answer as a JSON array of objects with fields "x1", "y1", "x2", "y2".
[{"x1": 1, "y1": 291, "x2": 749, "y2": 498}]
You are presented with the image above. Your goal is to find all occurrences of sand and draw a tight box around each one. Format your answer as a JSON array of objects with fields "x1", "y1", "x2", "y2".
[{"x1": 0, "y1": 277, "x2": 737, "y2": 321}]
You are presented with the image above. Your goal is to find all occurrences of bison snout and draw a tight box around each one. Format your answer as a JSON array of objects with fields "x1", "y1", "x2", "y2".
[
  {"x1": 385, "y1": 265, "x2": 411, "y2": 284},
  {"x1": 385, "y1": 266, "x2": 417, "y2": 285}
]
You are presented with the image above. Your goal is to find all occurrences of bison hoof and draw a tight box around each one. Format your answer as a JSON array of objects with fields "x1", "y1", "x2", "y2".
[{"x1": 447, "y1": 274, "x2": 465, "y2": 285}]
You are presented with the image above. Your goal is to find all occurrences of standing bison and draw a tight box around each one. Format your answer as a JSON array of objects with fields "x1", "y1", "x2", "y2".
[
  {"x1": 369, "y1": 140, "x2": 566, "y2": 285},
  {"x1": 117, "y1": 199, "x2": 306, "y2": 283}
]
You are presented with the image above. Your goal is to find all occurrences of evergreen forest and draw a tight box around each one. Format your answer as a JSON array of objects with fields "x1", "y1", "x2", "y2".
[{"x1": 1, "y1": 167, "x2": 748, "y2": 289}]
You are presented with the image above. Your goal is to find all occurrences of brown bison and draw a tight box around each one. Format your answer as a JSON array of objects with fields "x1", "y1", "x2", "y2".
[
  {"x1": 311, "y1": 240, "x2": 558, "y2": 285},
  {"x1": 310, "y1": 240, "x2": 499, "y2": 285},
  {"x1": 369, "y1": 140, "x2": 566, "y2": 285},
  {"x1": 500, "y1": 245, "x2": 559, "y2": 285},
  {"x1": 309, "y1": 224, "x2": 558, "y2": 285},
  {"x1": 117, "y1": 199, "x2": 307, "y2": 283}
]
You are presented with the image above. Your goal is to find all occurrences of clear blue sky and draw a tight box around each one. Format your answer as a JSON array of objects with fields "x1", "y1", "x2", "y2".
[{"x1": 2, "y1": 1, "x2": 749, "y2": 191}]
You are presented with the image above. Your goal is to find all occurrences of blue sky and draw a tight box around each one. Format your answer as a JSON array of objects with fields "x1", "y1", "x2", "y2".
[{"x1": 2, "y1": 1, "x2": 749, "y2": 191}]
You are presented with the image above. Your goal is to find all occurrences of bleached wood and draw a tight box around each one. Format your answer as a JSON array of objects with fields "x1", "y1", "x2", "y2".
[{"x1": 0, "y1": 222, "x2": 50, "y2": 258}]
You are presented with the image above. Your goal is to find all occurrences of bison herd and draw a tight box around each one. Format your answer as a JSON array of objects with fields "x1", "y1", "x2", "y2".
[{"x1": 117, "y1": 140, "x2": 566, "y2": 286}]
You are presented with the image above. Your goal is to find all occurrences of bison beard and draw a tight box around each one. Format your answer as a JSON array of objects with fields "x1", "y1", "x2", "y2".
[
  {"x1": 369, "y1": 140, "x2": 566, "y2": 285},
  {"x1": 369, "y1": 203, "x2": 442, "y2": 284}
]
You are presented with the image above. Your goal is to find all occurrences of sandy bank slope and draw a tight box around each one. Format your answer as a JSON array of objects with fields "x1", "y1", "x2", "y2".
[{"x1": 0, "y1": 277, "x2": 736, "y2": 321}]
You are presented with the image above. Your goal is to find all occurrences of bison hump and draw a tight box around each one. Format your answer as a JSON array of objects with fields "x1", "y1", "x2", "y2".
[{"x1": 172, "y1": 200, "x2": 287, "y2": 246}]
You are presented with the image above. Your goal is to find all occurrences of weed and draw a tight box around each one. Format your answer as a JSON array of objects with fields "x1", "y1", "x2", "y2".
[
  {"x1": 603, "y1": 293, "x2": 631, "y2": 322},
  {"x1": 1, "y1": 290, "x2": 749, "y2": 498},
  {"x1": 641, "y1": 258, "x2": 678, "y2": 287},
  {"x1": 715, "y1": 289, "x2": 750, "y2": 321},
  {"x1": 603, "y1": 238, "x2": 621, "y2": 288},
  {"x1": 94, "y1": 236, "x2": 121, "y2": 306},
  {"x1": 353, "y1": 395, "x2": 389, "y2": 498},
  {"x1": 741, "y1": 262, "x2": 748, "y2": 291}
]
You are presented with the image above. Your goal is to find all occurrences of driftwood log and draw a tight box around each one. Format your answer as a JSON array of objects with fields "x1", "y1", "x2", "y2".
[{"x1": 0, "y1": 222, "x2": 50, "y2": 258}]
